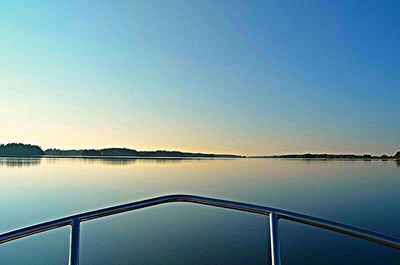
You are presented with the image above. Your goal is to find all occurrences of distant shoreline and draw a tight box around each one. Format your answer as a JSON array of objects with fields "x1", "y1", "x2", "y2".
[
  {"x1": 249, "y1": 153, "x2": 400, "y2": 160},
  {"x1": 0, "y1": 143, "x2": 399, "y2": 160},
  {"x1": 0, "y1": 143, "x2": 244, "y2": 158}
]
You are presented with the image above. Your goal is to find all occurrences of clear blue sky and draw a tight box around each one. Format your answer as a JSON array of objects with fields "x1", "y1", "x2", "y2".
[{"x1": 1, "y1": 0, "x2": 399, "y2": 155}]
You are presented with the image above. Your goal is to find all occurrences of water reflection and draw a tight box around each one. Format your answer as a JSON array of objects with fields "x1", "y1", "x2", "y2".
[
  {"x1": 82, "y1": 157, "x2": 190, "y2": 166},
  {"x1": 275, "y1": 158, "x2": 400, "y2": 167},
  {"x1": 46, "y1": 157, "x2": 191, "y2": 166},
  {"x1": 1, "y1": 157, "x2": 399, "y2": 265},
  {"x1": 1, "y1": 157, "x2": 399, "y2": 168},
  {"x1": 0, "y1": 157, "x2": 42, "y2": 168},
  {"x1": 0, "y1": 157, "x2": 205, "y2": 168}
]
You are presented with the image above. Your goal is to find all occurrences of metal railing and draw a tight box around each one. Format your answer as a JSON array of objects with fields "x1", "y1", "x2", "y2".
[{"x1": 1, "y1": 194, "x2": 399, "y2": 265}]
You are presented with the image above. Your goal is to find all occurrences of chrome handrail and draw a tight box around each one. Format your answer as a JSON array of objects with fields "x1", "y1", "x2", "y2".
[{"x1": 1, "y1": 194, "x2": 399, "y2": 265}]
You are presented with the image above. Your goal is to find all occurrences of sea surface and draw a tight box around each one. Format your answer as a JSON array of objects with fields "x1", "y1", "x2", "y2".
[{"x1": 0, "y1": 157, "x2": 399, "y2": 265}]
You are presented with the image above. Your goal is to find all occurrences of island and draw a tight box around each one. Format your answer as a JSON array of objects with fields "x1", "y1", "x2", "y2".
[
  {"x1": 45, "y1": 148, "x2": 243, "y2": 158},
  {"x1": 250, "y1": 152, "x2": 400, "y2": 160},
  {"x1": 0, "y1": 143, "x2": 243, "y2": 158}
]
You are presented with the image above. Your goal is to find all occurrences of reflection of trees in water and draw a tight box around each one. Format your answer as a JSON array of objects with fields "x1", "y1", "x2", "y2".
[
  {"x1": 293, "y1": 158, "x2": 400, "y2": 167},
  {"x1": 40, "y1": 157, "x2": 202, "y2": 166},
  {"x1": 79, "y1": 157, "x2": 187, "y2": 166},
  {"x1": 82, "y1": 157, "x2": 136, "y2": 166},
  {"x1": 0, "y1": 157, "x2": 42, "y2": 167}
]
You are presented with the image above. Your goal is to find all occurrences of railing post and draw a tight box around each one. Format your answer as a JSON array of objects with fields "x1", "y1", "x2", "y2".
[
  {"x1": 269, "y1": 212, "x2": 281, "y2": 265},
  {"x1": 69, "y1": 218, "x2": 80, "y2": 265}
]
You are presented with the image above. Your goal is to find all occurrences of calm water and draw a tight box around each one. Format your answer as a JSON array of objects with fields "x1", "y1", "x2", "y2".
[{"x1": 0, "y1": 157, "x2": 399, "y2": 264}]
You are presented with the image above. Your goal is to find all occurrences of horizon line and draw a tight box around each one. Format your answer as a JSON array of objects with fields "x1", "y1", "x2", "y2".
[{"x1": 1, "y1": 142, "x2": 399, "y2": 158}]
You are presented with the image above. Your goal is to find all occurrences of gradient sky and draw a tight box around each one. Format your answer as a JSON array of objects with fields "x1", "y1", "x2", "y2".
[{"x1": 1, "y1": 0, "x2": 399, "y2": 155}]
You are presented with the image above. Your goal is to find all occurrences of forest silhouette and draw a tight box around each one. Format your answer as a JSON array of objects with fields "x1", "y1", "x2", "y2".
[{"x1": 0, "y1": 143, "x2": 241, "y2": 158}]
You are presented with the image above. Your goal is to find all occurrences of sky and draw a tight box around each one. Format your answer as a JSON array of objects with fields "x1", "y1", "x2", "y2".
[{"x1": 1, "y1": 0, "x2": 399, "y2": 156}]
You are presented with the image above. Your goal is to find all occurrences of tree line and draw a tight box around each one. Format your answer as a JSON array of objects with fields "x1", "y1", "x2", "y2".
[
  {"x1": 0, "y1": 143, "x2": 242, "y2": 158},
  {"x1": 0, "y1": 143, "x2": 44, "y2": 156}
]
